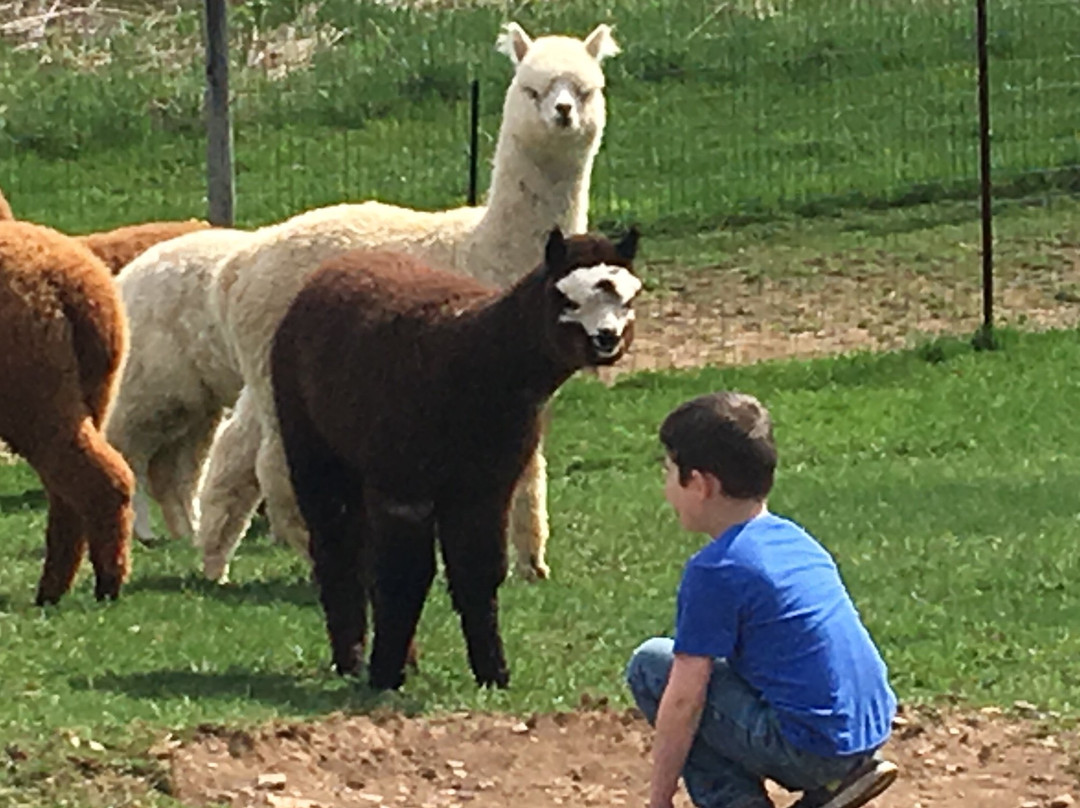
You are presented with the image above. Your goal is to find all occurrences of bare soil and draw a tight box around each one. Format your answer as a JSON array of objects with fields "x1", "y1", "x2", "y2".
[
  {"x1": 616, "y1": 246, "x2": 1080, "y2": 374},
  {"x1": 167, "y1": 703, "x2": 1079, "y2": 808}
]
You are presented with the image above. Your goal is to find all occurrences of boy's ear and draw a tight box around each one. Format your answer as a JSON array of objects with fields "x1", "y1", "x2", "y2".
[{"x1": 691, "y1": 469, "x2": 722, "y2": 499}]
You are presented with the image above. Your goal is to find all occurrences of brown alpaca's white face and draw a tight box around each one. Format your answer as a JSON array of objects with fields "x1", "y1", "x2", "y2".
[{"x1": 556, "y1": 264, "x2": 642, "y2": 363}]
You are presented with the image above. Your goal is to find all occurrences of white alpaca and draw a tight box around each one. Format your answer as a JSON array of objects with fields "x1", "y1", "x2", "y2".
[
  {"x1": 196, "y1": 21, "x2": 621, "y2": 584},
  {"x1": 104, "y1": 228, "x2": 255, "y2": 544}
]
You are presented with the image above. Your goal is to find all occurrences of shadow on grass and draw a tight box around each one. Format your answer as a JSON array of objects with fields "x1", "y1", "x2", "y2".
[
  {"x1": 122, "y1": 572, "x2": 320, "y2": 607},
  {"x1": 69, "y1": 668, "x2": 408, "y2": 714},
  {"x1": 0, "y1": 488, "x2": 46, "y2": 514}
]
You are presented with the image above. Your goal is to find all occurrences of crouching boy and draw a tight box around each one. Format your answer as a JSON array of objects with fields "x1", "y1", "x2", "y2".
[{"x1": 627, "y1": 391, "x2": 897, "y2": 808}]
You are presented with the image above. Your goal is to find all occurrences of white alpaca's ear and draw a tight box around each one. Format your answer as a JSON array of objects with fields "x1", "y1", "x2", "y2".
[
  {"x1": 496, "y1": 22, "x2": 532, "y2": 65},
  {"x1": 583, "y1": 23, "x2": 620, "y2": 62}
]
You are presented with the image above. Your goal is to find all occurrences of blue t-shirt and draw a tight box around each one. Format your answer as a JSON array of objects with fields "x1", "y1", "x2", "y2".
[{"x1": 673, "y1": 512, "x2": 896, "y2": 758}]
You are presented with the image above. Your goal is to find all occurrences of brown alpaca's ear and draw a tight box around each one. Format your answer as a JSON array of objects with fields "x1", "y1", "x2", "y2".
[
  {"x1": 615, "y1": 225, "x2": 640, "y2": 263},
  {"x1": 544, "y1": 226, "x2": 568, "y2": 272}
]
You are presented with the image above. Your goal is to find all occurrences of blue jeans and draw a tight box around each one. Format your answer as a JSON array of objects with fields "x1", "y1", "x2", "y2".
[{"x1": 626, "y1": 637, "x2": 868, "y2": 808}]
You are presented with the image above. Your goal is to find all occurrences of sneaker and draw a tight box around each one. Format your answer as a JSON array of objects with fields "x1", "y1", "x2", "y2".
[{"x1": 792, "y1": 755, "x2": 898, "y2": 808}]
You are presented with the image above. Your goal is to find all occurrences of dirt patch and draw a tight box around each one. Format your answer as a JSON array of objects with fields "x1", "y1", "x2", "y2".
[
  {"x1": 615, "y1": 246, "x2": 1080, "y2": 374},
  {"x1": 167, "y1": 704, "x2": 1079, "y2": 808}
]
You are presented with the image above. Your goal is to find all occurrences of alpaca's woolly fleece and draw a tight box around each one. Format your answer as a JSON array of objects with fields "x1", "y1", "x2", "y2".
[
  {"x1": 196, "y1": 22, "x2": 622, "y2": 584},
  {"x1": 78, "y1": 219, "x2": 213, "y2": 275},
  {"x1": 269, "y1": 228, "x2": 641, "y2": 690},
  {"x1": 0, "y1": 220, "x2": 135, "y2": 604},
  {"x1": 0, "y1": 189, "x2": 12, "y2": 221},
  {"x1": 105, "y1": 227, "x2": 255, "y2": 543}
]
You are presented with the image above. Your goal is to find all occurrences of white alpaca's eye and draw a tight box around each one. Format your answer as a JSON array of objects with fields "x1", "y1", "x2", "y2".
[
  {"x1": 577, "y1": 87, "x2": 594, "y2": 102},
  {"x1": 522, "y1": 86, "x2": 540, "y2": 101}
]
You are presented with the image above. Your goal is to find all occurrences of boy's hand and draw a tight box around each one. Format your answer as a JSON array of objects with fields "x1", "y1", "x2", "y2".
[{"x1": 648, "y1": 653, "x2": 712, "y2": 808}]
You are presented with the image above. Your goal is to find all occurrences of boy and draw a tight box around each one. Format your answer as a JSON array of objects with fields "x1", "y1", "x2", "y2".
[{"x1": 626, "y1": 391, "x2": 897, "y2": 808}]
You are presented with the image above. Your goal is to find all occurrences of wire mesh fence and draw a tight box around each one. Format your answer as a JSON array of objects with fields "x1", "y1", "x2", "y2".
[{"x1": 0, "y1": 0, "x2": 1077, "y2": 368}]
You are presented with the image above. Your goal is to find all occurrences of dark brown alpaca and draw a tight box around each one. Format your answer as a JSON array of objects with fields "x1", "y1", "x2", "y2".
[
  {"x1": 0, "y1": 221, "x2": 135, "y2": 604},
  {"x1": 77, "y1": 219, "x2": 212, "y2": 275},
  {"x1": 270, "y1": 227, "x2": 641, "y2": 690}
]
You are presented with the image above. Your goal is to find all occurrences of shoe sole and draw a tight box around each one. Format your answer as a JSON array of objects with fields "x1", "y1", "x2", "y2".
[{"x1": 818, "y1": 760, "x2": 899, "y2": 808}]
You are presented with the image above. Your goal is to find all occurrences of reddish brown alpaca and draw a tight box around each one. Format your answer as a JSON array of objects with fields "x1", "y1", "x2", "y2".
[
  {"x1": 0, "y1": 186, "x2": 208, "y2": 274},
  {"x1": 0, "y1": 221, "x2": 135, "y2": 604},
  {"x1": 77, "y1": 220, "x2": 212, "y2": 275}
]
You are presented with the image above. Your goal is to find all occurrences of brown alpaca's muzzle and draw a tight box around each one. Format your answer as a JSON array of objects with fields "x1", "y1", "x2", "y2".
[{"x1": 589, "y1": 319, "x2": 634, "y2": 365}]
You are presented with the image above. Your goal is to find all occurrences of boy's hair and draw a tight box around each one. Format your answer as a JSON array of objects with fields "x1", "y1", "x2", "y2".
[{"x1": 659, "y1": 391, "x2": 776, "y2": 499}]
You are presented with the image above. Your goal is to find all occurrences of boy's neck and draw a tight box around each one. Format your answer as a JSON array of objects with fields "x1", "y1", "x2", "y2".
[{"x1": 702, "y1": 498, "x2": 768, "y2": 541}]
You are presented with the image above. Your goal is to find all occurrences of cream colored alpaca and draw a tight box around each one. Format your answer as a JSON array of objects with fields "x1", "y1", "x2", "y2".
[
  {"x1": 196, "y1": 21, "x2": 621, "y2": 583},
  {"x1": 104, "y1": 228, "x2": 255, "y2": 543}
]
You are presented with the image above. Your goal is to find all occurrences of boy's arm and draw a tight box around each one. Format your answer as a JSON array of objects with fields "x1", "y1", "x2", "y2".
[{"x1": 649, "y1": 653, "x2": 713, "y2": 808}]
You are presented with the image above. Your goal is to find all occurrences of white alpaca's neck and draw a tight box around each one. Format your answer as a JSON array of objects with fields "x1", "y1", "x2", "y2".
[{"x1": 461, "y1": 129, "x2": 598, "y2": 286}]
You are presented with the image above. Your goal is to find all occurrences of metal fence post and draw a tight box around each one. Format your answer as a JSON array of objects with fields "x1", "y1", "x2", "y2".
[
  {"x1": 975, "y1": 0, "x2": 996, "y2": 348},
  {"x1": 205, "y1": 0, "x2": 235, "y2": 226},
  {"x1": 468, "y1": 78, "x2": 480, "y2": 206}
]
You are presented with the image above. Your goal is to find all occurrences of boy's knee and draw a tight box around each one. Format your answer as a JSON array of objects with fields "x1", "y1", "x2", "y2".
[{"x1": 625, "y1": 636, "x2": 675, "y2": 690}]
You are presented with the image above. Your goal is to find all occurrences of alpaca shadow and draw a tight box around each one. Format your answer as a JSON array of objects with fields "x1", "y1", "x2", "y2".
[
  {"x1": 70, "y1": 667, "x2": 423, "y2": 715},
  {"x1": 0, "y1": 488, "x2": 47, "y2": 514},
  {"x1": 122, "y1": 572, "x2": 319, "y2": 608}
]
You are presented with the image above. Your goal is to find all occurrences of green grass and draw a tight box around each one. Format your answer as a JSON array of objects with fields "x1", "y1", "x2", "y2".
[
  {"x1": 4, "y1": 328, "x2": 1080, "y2": 802},
  {"x1": 0, "y1": 0, "x2": 1077, "y2": 234}
]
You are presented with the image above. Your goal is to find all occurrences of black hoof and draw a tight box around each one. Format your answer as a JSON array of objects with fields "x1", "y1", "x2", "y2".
[
  {"x1": 475, "y1": 669, "x2": 510, "y2": 689},
  {"x1": 332, "y1": 648, "x2": 364, "y2": 678},
  {"x1": 34, "y1": 589, "x2": 61, "y2": 607},
  {"x1": 368, "y1": 666, "x2": 406, "y2": 691},
  {"x1": 94, "y1": 575, "x2": 122, "y2": 602}
]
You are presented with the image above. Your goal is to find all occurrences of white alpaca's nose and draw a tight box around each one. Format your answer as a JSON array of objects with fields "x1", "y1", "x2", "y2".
[{"x1": 549, "y1": 86, "x2": 577, "y2": 129}]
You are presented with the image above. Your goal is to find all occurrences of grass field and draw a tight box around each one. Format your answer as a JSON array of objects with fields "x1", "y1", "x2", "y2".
[
  {"x1": 0, "y1": 0, "x2": 1077, "y2": 235},
  {"x1": 3, "y1": 325, "x2": 1080, "y2": 804},
  {"x1": 1, "y1": 0, "x2": 1079, "y2": 802}
]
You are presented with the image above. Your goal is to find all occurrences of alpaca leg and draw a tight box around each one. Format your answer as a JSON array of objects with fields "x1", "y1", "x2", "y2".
[
  {"x1": 196, "y1": 391, "x2": 263, "y2": 582},
  {"x1": 35, "y1": 494, "x2": 87, "y2": 606},
  {"x1": 132, "y1": 483, "x2": 155, "y2": 542},
  {"x1": 509, "y1": 442, "x2": 551, "y2": 581},
  {"x1": 285, "y1": 442, "x2": 368, "y2": 676},
  {"x1": 438, "y1": 499, "x2": 510, "y2": 688},
  {"x1": 147, "y1": 440, "x2": 198, "y2": 540},
  {"x1": 33, "y1": 420, "x2": 134, "y2": 604},
  {"x1": 367, "y1": 493, "x2": 437, "y2": 691},
  {"x1": 310, "y1": 510, "x2": 368, "y2": 677},
  {"x1": 255, "y1": 429, "x2": 312, "y2": 558},
  {"x1": 103, "y1": 409, "x2": 163, "y2": 544},
  {"x1": 146, "y1": 415, "x2": 219, "y2": 541}
]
